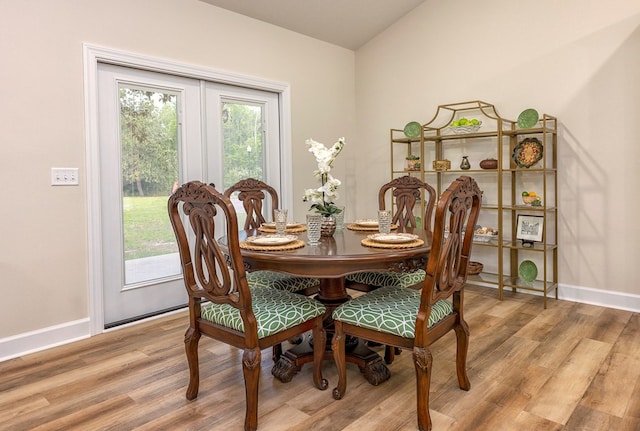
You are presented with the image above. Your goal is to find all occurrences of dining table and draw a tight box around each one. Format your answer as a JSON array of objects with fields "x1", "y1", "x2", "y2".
[{"x1": 217, "y1": 222, "x2": 431, "y2": 385}]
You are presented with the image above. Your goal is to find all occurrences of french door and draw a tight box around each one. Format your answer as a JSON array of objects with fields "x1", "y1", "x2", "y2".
[{"x1": 97, "y1": 63, "x2": 281, "y2": 327}]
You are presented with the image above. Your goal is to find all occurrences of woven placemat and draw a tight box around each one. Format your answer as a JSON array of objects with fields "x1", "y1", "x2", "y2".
[
  {"x1": 258, "y1": 225, "x2": 307, "y2": 234},
  {"x1": 347, "y1": 223, "x2": 398, "y2": 232},
  {"x1": 360, "y1": 238, "x2": 424, "y2": 249},
  {"x1": 240, "y1": 239, "x2": 305, "y2": 251}
]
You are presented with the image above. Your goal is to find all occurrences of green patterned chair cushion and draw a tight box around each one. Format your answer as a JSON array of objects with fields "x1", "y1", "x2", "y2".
[
  {"x1": 332, "y1": 285, "x2": 453, "y2": 338},
  {"x1": 346, "y1": 269, "x2": 426, "y2": 289},
  {"x1": 201, "y1": 287, "x2": 326, "y2": 339},
  {"x1": 247, "y1": 270, "x2": 320, "y2": 293}
]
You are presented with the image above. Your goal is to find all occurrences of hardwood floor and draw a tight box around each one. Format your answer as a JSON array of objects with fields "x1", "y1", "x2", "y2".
[{"x1": 2, "y1": 285, "x2": 640, "y2": 430}]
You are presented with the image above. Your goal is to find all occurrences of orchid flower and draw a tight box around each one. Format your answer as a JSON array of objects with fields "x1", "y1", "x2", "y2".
[{"x1": 303, "y1": 137, "x2": 345, "y2": 216}]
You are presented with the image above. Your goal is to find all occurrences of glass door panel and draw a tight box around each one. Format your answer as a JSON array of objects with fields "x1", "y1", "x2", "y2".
[
  {"x1": 119, "y1": 87, "x2": 180, "y2": 285},
  {"x1": 98, "y1": 63, "x2": 200, "y2": 327},
  {"x1": 205, "y1": 83, "x2": 281, "y2": 226},
  {"x1": 221, "y1": 100, "x2": 265, "y2": 226}
]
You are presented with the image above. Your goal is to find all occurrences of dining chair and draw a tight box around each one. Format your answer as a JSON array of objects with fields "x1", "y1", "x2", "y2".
[
  {"x1": 331, "y1": 176, "x2": 482, "y2": 431},
  {"x1": 224, "y1": 178, "x2": 320, "y2": 296},
  {"x1": 346, "y1": 175, "x2": 437, "y2": 364},
  {"x1": 346, "y1": 175, "x2": 436, "y2": 292},
  {"x1": 168, "y1": 181, "x2": 328, "y2": 431}
]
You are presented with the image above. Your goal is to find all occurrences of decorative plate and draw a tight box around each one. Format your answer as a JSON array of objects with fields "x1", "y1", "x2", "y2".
[
  {"x1": 261, "y1": 222, "x2": 302, "y2": 229},
  {"x1": 517, "y1": 108, "x2": 539, "y2": 129},
  {"x1": 245, "y1": 234, "x2": 297, "y2": 246},
  {"x1": 512, "y1": 138, "x2": 543, "y2": 168},
  {"x1": 519, "y1": 260, "x2": 538, "y2": 282},
  {"x1": 367, "y1": 233, "x2": 418, "y2": 244},
  {"x1": 355, "y1": 219, "x2": 379, "y2": 227},
  {"x1": 403, "y1": 121, "x2": 421, "y2": 138}
]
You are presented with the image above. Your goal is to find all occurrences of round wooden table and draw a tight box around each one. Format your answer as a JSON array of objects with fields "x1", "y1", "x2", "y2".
[{"x1": 218, "y1": 226, "x2": 431, "y2": 385}]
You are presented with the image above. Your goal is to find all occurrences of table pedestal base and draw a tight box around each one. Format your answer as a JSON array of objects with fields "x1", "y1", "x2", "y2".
[
  {"x1": 271, "y1": 335, "x2": 391, "y2": 385},
  {"x1": 271, "y1": 277, "x2": 391, "y2": 385}
]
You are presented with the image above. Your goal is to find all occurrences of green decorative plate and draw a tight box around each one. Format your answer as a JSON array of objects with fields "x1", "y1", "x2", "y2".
[
  {"x1": 517, "y1": 108, "x2": 539, "y2": 129},
  {"x1": 519, "y1": 260, "x2": 538, "y2": 282},
  {"x1": 403, "y1": 121, "x2": 421, "y2": 138}
]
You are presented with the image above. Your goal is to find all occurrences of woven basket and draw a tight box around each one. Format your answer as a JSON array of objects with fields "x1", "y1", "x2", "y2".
[{"x1": 468, "y1": 261, "x2": 484, "y2": 275}]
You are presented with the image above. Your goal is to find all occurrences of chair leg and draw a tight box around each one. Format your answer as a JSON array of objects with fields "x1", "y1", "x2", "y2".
[
  {"x1": 242, "y1": 347, "x2": 261, "y2": 431},
  {"x1": 413, "y1": 346, "x2": 433, "y2": 431},
  {"x1": 332, "y1": 321, "x2": 347, "y2": 400},
  {"x1": 384, "y1": 345, "x2": 403, "y2": 364},
  {"x1": 184, "y1": 326, "x2": 201, "y2": 400},
  {"x1": 272, "y1": 344, "x2": 282, "y2": 362},
  {"x1": 384, "y1": 345, "x2": 395, "y2": 364},
  {"x1": 312, "y1": 318, "x2": 329, "y2": 390},
  {"x1": 454, "y1": 320, "x2": 471, "y2": 391}
]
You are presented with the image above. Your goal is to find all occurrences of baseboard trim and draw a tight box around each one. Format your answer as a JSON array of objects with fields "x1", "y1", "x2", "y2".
[
  {"x1": 0, "y1": 318, "x2": 91, "y2": 362},
  {"x1": 558, "y1": 283, "x2": 640, "y2": 313},
  {"x1": 472, "y1": 282, "x2": 640, "y2": 313},
  {"x1": 0, "y1": 308, "x2": 188, "y2": 362}
]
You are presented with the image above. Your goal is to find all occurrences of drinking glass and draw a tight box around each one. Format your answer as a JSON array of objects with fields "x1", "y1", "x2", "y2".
[
  {"x1": 334, "y1": 206, "x2": 345, "y2": 230},
  {"x1": 377, "y1": 209, "x2": 392, "y2": 234},
  {"x1": 306, "y1": 214, "x2": 322, "y2": 245},
  {"x1": 274, "y1": 209, "x2": 288, "y2": 235}
]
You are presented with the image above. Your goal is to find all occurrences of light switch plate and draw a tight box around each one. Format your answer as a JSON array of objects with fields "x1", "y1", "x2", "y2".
[{"x1": 51, "y1": 168, "x2": 79, "y2": 186}]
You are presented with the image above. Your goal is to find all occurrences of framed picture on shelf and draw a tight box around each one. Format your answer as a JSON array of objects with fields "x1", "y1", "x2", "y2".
[{"x1": 516, "y1": 215, "x2": 544, "y2": 242}]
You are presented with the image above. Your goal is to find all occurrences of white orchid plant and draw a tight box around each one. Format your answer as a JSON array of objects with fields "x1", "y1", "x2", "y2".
[{"x1": 303, "y1": 137, "x2": 345, "y2": 217}]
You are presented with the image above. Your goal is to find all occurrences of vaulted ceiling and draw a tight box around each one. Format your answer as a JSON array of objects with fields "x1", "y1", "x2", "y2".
[{"x1": 199, "y1": 0, "x2": 426, "y2": 50}]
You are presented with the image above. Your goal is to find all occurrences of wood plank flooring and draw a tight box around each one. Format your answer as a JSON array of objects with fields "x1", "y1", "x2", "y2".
[{"x1": 2, "y1": 285, "x2": 640, "y2": 430}]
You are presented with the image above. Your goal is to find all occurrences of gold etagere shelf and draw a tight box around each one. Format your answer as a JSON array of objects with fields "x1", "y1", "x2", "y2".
[{"x1": 390, "y1": 100, "x2": 558, "y2": 308}]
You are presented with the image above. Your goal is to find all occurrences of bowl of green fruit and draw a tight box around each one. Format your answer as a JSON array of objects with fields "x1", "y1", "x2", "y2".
[{"x1": 449, "y1": 118, "x2": 482, "y2": 134}]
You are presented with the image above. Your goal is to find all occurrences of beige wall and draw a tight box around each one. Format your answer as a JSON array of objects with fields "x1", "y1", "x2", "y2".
[
  {"x1": 354, "y1": 0, "x2": 640, "y2": 296},
  {"x1": 0, "y1": 0, "x2": 355, "y2": 339}
]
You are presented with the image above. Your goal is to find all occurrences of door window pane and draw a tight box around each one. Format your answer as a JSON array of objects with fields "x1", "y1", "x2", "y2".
[
  {"x1": 221, "y1": 100, "x2": 265, "y2": 225},
  {"x1": 119, "y1": 86, "x2": 180, "y2": 285}
]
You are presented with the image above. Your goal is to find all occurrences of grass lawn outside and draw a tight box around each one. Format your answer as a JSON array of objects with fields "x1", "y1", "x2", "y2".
[
  {"x1": 123, "y1": 196, "x2": 177, "y2": 260},
  {"x1": 123, "y1": 196, "x2": 249, "y2": 260}
]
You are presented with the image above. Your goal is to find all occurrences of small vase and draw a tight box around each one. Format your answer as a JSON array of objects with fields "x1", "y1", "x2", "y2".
[
  {"x1": 320, "y1": 215, "x2": 336, "y2": 237},
  {"x1": 460, "y1": 156, "x2": 471, "y2": 170}
]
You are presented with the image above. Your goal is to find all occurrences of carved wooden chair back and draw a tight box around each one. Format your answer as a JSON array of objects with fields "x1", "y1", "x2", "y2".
[
  {"x1": 332, "y1": 176, "x2": 482, "y2": 431},
  {"x1": 345, "y1": 175, "x2": 437, "y2": 295},
  {"x1": 169, "y1": 181, "x2": 251, "y2": 318},
  {"x1": 224, "y1": 178, "x2": 278, "y2": 230},
  {"x1": 168, "y1": 181, "x2": 327, "y2": 431},
  {"x1": 378, "y1": 175, "x2": 436, "y2": 232},
  {"x1": 223, "y1": 177, "x2": 320, "y2": 301},
  {"x1": 417, "y1": 175, "x2": 481, "y2": 340}
]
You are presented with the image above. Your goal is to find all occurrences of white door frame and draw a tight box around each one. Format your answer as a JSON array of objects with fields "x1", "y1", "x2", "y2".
[{"x1": 83, "y1": 44, "x2": 293, "y2": 335}]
